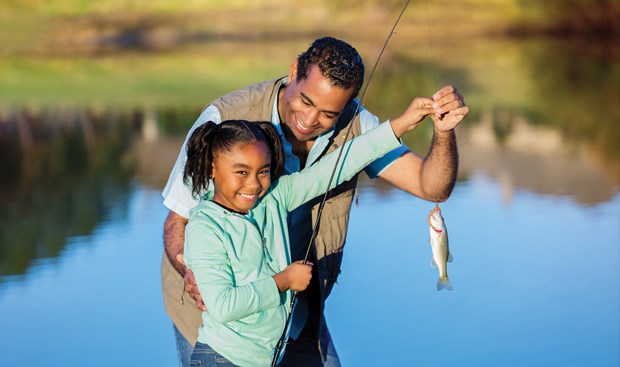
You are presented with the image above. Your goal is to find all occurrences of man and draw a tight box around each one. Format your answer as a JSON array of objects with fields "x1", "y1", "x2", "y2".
[{"x1": 162, "y1": 36, "x2": 468, "y2": 367}]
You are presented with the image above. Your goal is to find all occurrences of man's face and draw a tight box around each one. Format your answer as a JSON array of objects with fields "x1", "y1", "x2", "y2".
[{"x1": 279, "y1": 62, "x2": 356, "y2": 142}]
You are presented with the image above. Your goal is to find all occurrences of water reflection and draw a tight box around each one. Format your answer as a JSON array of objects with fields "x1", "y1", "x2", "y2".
[
  {"x1": 459, "y1": 112, "x2": 618, "y2": 206},
  {"x1": 0, "y1": 107, "x2": 139, "y2": 278},
  {"x1": 0, "y1": 36, "x2": 617, "y2": 283}
]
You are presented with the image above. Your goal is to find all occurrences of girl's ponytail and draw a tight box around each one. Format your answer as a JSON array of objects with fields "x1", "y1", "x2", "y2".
[{"x1": 184, "y1": 121, "x2": 218, "y2": 199}]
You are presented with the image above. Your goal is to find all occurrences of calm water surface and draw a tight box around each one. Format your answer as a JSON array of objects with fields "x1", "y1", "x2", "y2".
[{"x1": 0, "y1": 37, "x2": 618, "y2": 367}]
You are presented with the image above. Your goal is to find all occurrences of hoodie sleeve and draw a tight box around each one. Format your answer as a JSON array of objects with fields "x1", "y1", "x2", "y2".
[{"x1": 273, "y1": 121, "x2": 401, "y2": 212}]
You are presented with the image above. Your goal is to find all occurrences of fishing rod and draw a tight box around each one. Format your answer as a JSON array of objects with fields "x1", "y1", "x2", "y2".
[{"x1": 270, "y1": 1, "x2": 412, "y2": 365}]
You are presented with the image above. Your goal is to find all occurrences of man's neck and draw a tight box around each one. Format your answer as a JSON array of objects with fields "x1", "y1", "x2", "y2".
[{"x1": 281, "y1": 123, "x2": 313, "y2": 168}]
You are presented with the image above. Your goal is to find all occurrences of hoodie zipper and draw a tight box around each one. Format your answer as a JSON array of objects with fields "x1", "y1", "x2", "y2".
[{"x1": 234, "y1": 206, "x2": 277, "y2": 270}]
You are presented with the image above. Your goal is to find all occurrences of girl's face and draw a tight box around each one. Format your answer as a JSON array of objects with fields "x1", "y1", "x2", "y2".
[{"x1": 211, "y1": 141, "x2": 272, "y2": 214}]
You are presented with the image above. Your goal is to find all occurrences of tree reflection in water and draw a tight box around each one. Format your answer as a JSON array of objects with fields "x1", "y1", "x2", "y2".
[
  {"x1": 0, "y1": 36, "x2": 617, "y2": 282},
  {"x1": 0, "y1": 107, "x2": 138, "y2": 278}
]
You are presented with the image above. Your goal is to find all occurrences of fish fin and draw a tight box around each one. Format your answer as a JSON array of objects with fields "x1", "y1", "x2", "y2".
[
  {"x1": 448, "y1": 252, "x2": 454, "y2": 263},
  {"x1": 437, "y1": 277, "x2": 453, "y2": 291},
  {"x1": 430, "y1": 258, "x2": 437, "y2": 269}
]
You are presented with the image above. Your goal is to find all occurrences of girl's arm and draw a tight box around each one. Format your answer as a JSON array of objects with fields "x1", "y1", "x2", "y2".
[
  {"x1": 184, "y1": 219, "x2": 282, "y2": 323},
  {"x1": 274, "y1": 121, "x2": 402, "y2": 212}
]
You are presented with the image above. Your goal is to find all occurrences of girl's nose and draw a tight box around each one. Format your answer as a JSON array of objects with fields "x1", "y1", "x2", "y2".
[{"x1": 247, "y1": 175, "x2": 262, "y2": 190}]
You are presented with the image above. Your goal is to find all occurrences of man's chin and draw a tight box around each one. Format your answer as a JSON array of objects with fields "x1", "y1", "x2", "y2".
[
  {"x1": 283, "y1": 122, "x2": 318, "y2": 142},
  {"x1": 293, "y1": 127, "x2": 321, "y2": 141}
]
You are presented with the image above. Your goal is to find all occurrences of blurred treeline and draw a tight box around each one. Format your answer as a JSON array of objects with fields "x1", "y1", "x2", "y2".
[
  {"x1": 1, "y1": 0, "x2": 618, "y2": 56},
  {"x1": 515, "y1": 0, "x2": 620, "y2": 37}
]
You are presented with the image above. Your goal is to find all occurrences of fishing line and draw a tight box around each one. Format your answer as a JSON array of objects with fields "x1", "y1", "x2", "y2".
[
  {"x1": 300, "y1": 0, "x2": 411, "y2": 269},
  {"x1": 271, "y1": 1, "x2": 412, "y2": 365},
  {"x1": 425, "y1": 0, "x2": 439, "y2": 202},
  {"x1": 425, "y1": 0, "x2": 439, "y2": 89}
]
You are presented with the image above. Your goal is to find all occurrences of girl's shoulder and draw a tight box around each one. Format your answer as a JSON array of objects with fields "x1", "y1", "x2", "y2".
[
  {"x1": 187, "y1": 200, "x2": 230, "y2": 232},
  {"x1": 259, "y1": 179, "x2": 290, "y2": 204}
]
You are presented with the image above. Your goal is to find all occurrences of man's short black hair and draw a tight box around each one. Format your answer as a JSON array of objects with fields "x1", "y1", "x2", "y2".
[{"x1": 296, "y1": 37, "x2": 365, "y2": 98}]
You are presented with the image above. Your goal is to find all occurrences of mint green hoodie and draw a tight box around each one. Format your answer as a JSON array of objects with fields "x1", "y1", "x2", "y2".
[{"x1": 184, "y1": 122, "x2": 400, "y2": 366}]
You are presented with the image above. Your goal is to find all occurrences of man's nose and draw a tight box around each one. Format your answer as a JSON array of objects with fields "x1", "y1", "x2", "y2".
[{"x1": 305, "y1": 108, "x2": 319, "y2": 127}]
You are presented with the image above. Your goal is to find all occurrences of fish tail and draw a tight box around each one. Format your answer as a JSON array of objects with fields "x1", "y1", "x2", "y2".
[{"x1": 437, "y1": 276, "x2": 453, "y2": 291}]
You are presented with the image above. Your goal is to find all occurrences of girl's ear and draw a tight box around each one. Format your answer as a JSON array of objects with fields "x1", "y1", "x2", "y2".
[{"x1": 210, "y1": 161, "x2": 216, "y2": 181}]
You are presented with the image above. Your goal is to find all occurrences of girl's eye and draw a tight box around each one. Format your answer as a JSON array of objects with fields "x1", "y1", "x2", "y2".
[
  {"x1": 236, "y1": 171, "x2": 247, "y2": 175},
  {"x1": 259, "y1": 169, "x2": 271, "y2": 175}
]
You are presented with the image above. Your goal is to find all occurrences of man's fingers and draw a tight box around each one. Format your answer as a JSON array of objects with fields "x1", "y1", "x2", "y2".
[
  {"x1": 195, "y1": 299, "x2": 206, "y2": 312},
  {"x1": 432, "y1": 85, "x2": 458, "y2": 101},
  {"x1": 191, "y1": 290, "x2": 206, "y2": 311},
  {"x1": 184, "y1": 282, "x2": 196, "y2": 293}
]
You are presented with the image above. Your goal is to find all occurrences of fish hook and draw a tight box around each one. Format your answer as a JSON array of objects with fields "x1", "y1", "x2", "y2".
[{"x1": 428, "y1": 202, "x2": 442, "y2": 233}]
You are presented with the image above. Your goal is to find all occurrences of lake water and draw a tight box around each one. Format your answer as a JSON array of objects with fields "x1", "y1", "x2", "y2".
[{"x1": 0, "y1": 35, "x2": 618, "y2": 366}]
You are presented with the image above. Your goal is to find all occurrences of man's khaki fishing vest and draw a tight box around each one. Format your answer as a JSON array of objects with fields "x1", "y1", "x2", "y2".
[{"x1": 161, "y1": 77, "x2": 363, "y2": 351}]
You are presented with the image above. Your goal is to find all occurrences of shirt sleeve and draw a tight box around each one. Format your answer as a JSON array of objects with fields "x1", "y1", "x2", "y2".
[
  {"x1": 184, "y1": 215, "x2": 282, "y2": 324},
  {"x1": 360, "y1": 108, "x2": 410, "y2": 178},
  {"x1": 161, "y1": 105, "x2": 222, "y2": 218}
]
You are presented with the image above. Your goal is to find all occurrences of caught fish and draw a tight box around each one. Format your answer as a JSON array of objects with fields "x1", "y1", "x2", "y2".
[{"x1": 428, "y1": 204, "x2": 453, "y2": 291}]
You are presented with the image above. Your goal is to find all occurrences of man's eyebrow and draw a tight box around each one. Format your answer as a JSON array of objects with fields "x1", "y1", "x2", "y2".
[{"x1": 300, "y1": 92, "x2": 340, "y2": 116}]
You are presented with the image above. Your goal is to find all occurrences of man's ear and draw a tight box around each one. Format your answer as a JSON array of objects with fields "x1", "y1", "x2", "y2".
[{"x1": 287, "y1": 58, "x2": 298, "y2": 84}]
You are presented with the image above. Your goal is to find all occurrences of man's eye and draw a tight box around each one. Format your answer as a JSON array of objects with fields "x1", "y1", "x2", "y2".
[
  {"x1": 236, "y1": 171, "x2": 247, "y2": 175},
  {"x1": 301, "y1": 97, "x2": 311, "y2": 106}
]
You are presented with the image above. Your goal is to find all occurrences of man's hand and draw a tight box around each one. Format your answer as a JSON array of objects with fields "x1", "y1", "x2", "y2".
[
  {"x1": 389, "y1": 85, "x2": 468, "y2": 138},
  {"x1": 176, "y1": 254, "x2": 206, "y2": 312},
  {"x1": 429, "y1": 85, "x2": 469, "y2": 132}
]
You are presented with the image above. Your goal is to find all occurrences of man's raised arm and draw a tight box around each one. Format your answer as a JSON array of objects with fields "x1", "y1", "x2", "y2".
[{"x1": 378, "y1": 85, "x2": 468, "y2": 201}]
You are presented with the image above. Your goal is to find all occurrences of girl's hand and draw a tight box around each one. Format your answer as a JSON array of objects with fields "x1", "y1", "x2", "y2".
[
  {"x1": 273, "y1": 260, "x2": 313, "y2": 292},
  {"x1": 390, "y1": 85, "x2": 468, "y2": 137}
]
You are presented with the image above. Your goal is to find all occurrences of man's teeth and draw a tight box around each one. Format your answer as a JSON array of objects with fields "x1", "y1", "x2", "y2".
[{"x1": 296, "y1": 117, "x2": 310, "y2": 131}]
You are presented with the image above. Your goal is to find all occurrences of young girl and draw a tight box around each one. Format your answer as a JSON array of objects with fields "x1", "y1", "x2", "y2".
[{"x1": 183, "y1": 118, "x2": 409, "y2": 366}]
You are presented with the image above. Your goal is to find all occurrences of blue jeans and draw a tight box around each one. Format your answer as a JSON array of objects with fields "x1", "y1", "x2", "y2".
[
  {"x1": 174, "y1": 322, "x2": 340, "y2": 367},
  {"x1": 173, "y1": 324, "x2": 194, "y2": 367},
  {"x1": 190, "y1": 341, "x2": 237, "y2": 367}
]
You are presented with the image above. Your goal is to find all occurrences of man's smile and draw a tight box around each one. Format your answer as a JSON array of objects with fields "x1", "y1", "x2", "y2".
[{"x1": 295, "y1": 115, "x2": 314, "y2": 134}]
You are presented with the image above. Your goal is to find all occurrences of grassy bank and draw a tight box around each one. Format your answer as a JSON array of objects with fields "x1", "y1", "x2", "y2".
[{"x1": 3, "y1": 0, "x2": 617, "y2": 57}]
